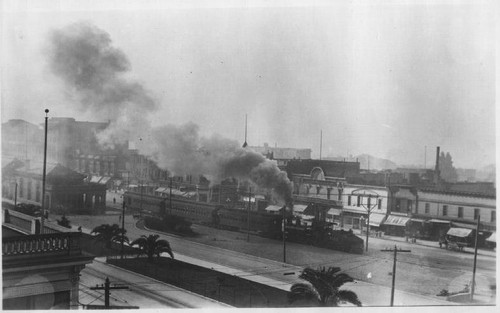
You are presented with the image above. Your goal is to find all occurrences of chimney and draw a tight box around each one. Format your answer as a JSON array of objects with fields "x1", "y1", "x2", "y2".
[{"x1": 434, "y1": 146, "x2": 440, "y2": 185}]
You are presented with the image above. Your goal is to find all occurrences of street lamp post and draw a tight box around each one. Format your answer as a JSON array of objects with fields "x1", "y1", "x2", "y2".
[{"x1": 41, "y1": 109, "x2": 49, "y2": 234}]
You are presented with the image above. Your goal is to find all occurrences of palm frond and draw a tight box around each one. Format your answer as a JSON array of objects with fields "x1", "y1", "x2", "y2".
[
  {"x1": 337, "y1": 289, "x2": 362, "y2": 306},
  {"x1": 289, "y1": 283, "x2": 320, "y2": 304}
]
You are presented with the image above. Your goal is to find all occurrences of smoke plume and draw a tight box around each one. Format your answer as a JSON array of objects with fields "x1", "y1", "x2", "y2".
[
  {"x1": 47, "y1": 22, "x2": 292, "y2": 203},
  {"x1": 48, "y1": 21, "x2": 156, "y2": 147}
]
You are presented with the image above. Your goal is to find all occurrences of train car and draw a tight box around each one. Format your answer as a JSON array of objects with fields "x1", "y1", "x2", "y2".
[{"x1": 123, "y1": 190, "x2": 363, "y2": 253}]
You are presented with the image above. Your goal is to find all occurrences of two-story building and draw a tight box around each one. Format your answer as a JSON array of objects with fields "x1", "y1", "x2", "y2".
[{"x1": 414, "y1": 188, "x2": 496, "y2": 244}]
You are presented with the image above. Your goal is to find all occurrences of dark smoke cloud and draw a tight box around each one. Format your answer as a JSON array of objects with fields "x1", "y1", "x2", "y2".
[
  {"x1": 147, "y1": 123, "x2": 292, "y2": 202},
  {"x1": 47, "y1": 21, "x2": 292, "y2": 203},
  {"x1": 47, "y1": 21, "x2": 156, "y2": 147}
]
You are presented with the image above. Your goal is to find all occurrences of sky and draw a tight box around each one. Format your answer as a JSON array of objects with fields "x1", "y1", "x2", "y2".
[{"x1": 1, "y1": 0, "x2": 496, "y2": 169}]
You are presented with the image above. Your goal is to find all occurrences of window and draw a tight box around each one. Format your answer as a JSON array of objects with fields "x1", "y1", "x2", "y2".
[
  {"x1": 408, "y1": 200, "x2": 413, "y2": 212},
  {"x1": 367, "y1": 197, "x2": 371, "y2": 207},
  {"x1": 378, "y1": 199, "x2": 382, "y2": 210},
  {"x1": 395, "y1": 199, "x2": 401, "y2": 212},
  {"x1": 474, "y1": 208, "x2": 480, "y2": 220},
  {"x1": 492, "y1": 211, "x2": 496, "y2": 223},
  {"x1": 425, "y1": 203, "x2": 430, "y2": 214},
  {"x1": 348, "y1": 196, "x2": 351, "y2": 206},
  {"x1": 458, "y1": 207, "x2": 464, "y2": 218},
  {"x1": 357, "y1": 195, "x2": 361, "y2": 207},
  {"x1": 442, "y1": 205, "x2": 448, "y2": 216}
]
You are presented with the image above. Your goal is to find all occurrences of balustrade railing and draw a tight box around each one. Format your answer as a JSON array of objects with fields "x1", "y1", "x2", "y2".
[{"x1": 2, "y1": 233, "x2": 81, "y2": 257}]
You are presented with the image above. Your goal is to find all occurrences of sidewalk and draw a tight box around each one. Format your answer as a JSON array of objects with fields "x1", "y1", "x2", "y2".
[{"x1": 358, "y1": 230, "x2": 496, "y2": 258}]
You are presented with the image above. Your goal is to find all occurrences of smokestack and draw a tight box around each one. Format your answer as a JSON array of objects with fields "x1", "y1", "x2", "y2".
[{"x1": 434, "y1": 146, "x2": 440, "y2": 185}]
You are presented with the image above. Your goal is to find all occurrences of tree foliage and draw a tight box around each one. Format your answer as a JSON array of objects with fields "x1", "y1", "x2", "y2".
[
  {"x1": 131, "y1": 234, "x2": 174, "y2": 261},
  {"x1": 91, "y1": 224, "x2": 128, "y2": 249},
  {"x1": 439, "y1": 151, "x2": 458, "y2": 182},
  {"x1": 289, "y1": 266, "x2": 362, "y2": 307}
]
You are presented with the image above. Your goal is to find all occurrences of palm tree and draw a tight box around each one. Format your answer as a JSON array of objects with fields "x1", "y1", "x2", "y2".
[
  {"x1": 289, "y1": 266, "x2": 362, "y2": 307},
  {"x1": 131, "y1": 234, "x2": 174, "y2": 261},
  {"x1": 91, "y1": 224, "x2": 128, "y2": 249}
]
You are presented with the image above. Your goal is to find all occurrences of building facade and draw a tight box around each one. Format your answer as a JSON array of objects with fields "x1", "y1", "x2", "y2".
[
  {"x1": 414, "y1": 189, "x2": 496, "y2": 242},
  {"x1": 2, "y1": 209, "x2": 94, "y2": 309},
  {"x1": 2, "y1": 160, "x2": 107, "y2": 214}
]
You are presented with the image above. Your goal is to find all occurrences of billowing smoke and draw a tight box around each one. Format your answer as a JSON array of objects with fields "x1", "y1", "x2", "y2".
[
  {"x1": 47, "y1": 21, "x2": 156, "y2": 147},
  {"x1": 47, "y1": 22, "x2": 292, "y2": 203},
  {"x1": 146, "y1": 123, "x2": 293, "y2": 203}
]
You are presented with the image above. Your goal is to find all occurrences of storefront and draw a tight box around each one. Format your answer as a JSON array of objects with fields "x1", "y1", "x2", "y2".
[
  {"x1": 382, "y1": 215, "x2": 410, "y2": 237},
  {"x1": 368, "y1": 212, "x2": 387, "y2": 232}
]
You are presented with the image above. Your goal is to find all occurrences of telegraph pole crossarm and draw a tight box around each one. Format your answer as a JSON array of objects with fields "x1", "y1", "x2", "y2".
[
  {"x1": 381, "y1": 245, "x2": 411, "y2": 306},
  {"x1": 90, "y1": 277, "x2": 130, "y2": 309}
]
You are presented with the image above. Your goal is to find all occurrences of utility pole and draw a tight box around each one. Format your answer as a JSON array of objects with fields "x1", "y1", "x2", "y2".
[
  {"x1": 90, "y1": 277, "x2": 129, "y2": 308},
  {"x1": 470, "y1": 215, "x2": 480, "y2": 302},
  {"x1": 319, "y1": 130, "x2": 323, "y2": 160},
  {"x1": 381, "y1": 245, "x2": 411, "y2": 306},
  {"x1": 121, "y1": 200, "x2": 125, "y2": 259},
  {"x1": 41, "y1": 109, "x2": 49, "y2": 234},
  {"x1": 359, "y1": 193, "x2": 379, "y2": 252},
  {"x1": 282, "y1": 205, "x2": 287, "y2": 263},
  {"x1": 247, "y1": 187, "x2": 251, "y2": 242},
  {"x1": 169, "y1": 177, "x2": 173, "y2": 215},
  {"x1": 14, "y1": 182, "x2": 17, "y2": 207}
]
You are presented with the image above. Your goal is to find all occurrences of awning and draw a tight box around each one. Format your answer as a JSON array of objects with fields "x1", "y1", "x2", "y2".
[
  {"x1": 90, "y1": 176, "x2": 102, "y2": 183},
  {"x1": 293, "y1": 204, "x2": 308, "y2": 214},
  {"x1": 342, "y1": 206, "x2": 368, "y2": 214},
  {"x1": 410, "y1": 218, "x2": 426, "y2": 223},
  {"x1": 427, "y1": 219, "x2": 450, "y2": 224},
  {"x1": 369, "y1": 213, "x2": 386, "y2": 227},
  {"x1": 265, "y1": 205, "x2": 283, "y2": 212},
  {"x1": 327, "y1": 208, "x2": 342, "y2": 216},
  {"x1": 451, "y1": 222, "x2": 477, "y2": 230},
  {"x1": 98, "y1": 176, "x2": 111, "y2": 184},
  {"x1": 155, "y1": 187, "x2": 166, "y2": 193},
  {"x1": 486, "y1": 232, "x2": 496, "y2": 243},
  {"x1": 383, "y1": 215, "x2": 410, "y2": 227},
  {"x1": 447, "y1": 227, "x2": 473, "y2": 238}
]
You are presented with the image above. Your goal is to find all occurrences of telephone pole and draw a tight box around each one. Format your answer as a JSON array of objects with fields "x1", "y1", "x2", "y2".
[
  {"x1": 470, "y1": 215, "x2": 480, "y2": 302},
  {"x1": 121, "y1": 200, "x2": 126, "y2": 259},
  {"x1": 90, "y1": 277, "x2": 130, "y2": 309},
  {"x1": 282, "y1": 205, "x2": 287, "y2": 263},
  {"x1": 381, "y1": 245, "x2": 411, "y2": 306},
  {"x1": 247, "y1": 187, "x2": 251, "y2": 242}
]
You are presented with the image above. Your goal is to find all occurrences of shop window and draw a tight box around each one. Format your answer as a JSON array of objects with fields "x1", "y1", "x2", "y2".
[
  {"x1": 425, "y1": 203, "x2": 430, "y2": 214},
  {"x1": 458, "y1": 207, "x2": 464, "y2": 218}
]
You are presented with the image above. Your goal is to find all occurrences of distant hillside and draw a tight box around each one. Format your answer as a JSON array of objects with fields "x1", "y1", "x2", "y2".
[{"x1": 356, "y1": 154, "x2": 398, "y2": 170}]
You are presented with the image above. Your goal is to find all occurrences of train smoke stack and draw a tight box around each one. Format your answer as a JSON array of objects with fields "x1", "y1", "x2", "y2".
[{"x1": 47, "y1": 21, "x2": 156, "y2": 147}]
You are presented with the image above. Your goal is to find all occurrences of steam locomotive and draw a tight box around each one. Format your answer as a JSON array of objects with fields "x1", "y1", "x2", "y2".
[{"x1": 123, "y1": 190, "x2": 364, "y2": 254}]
